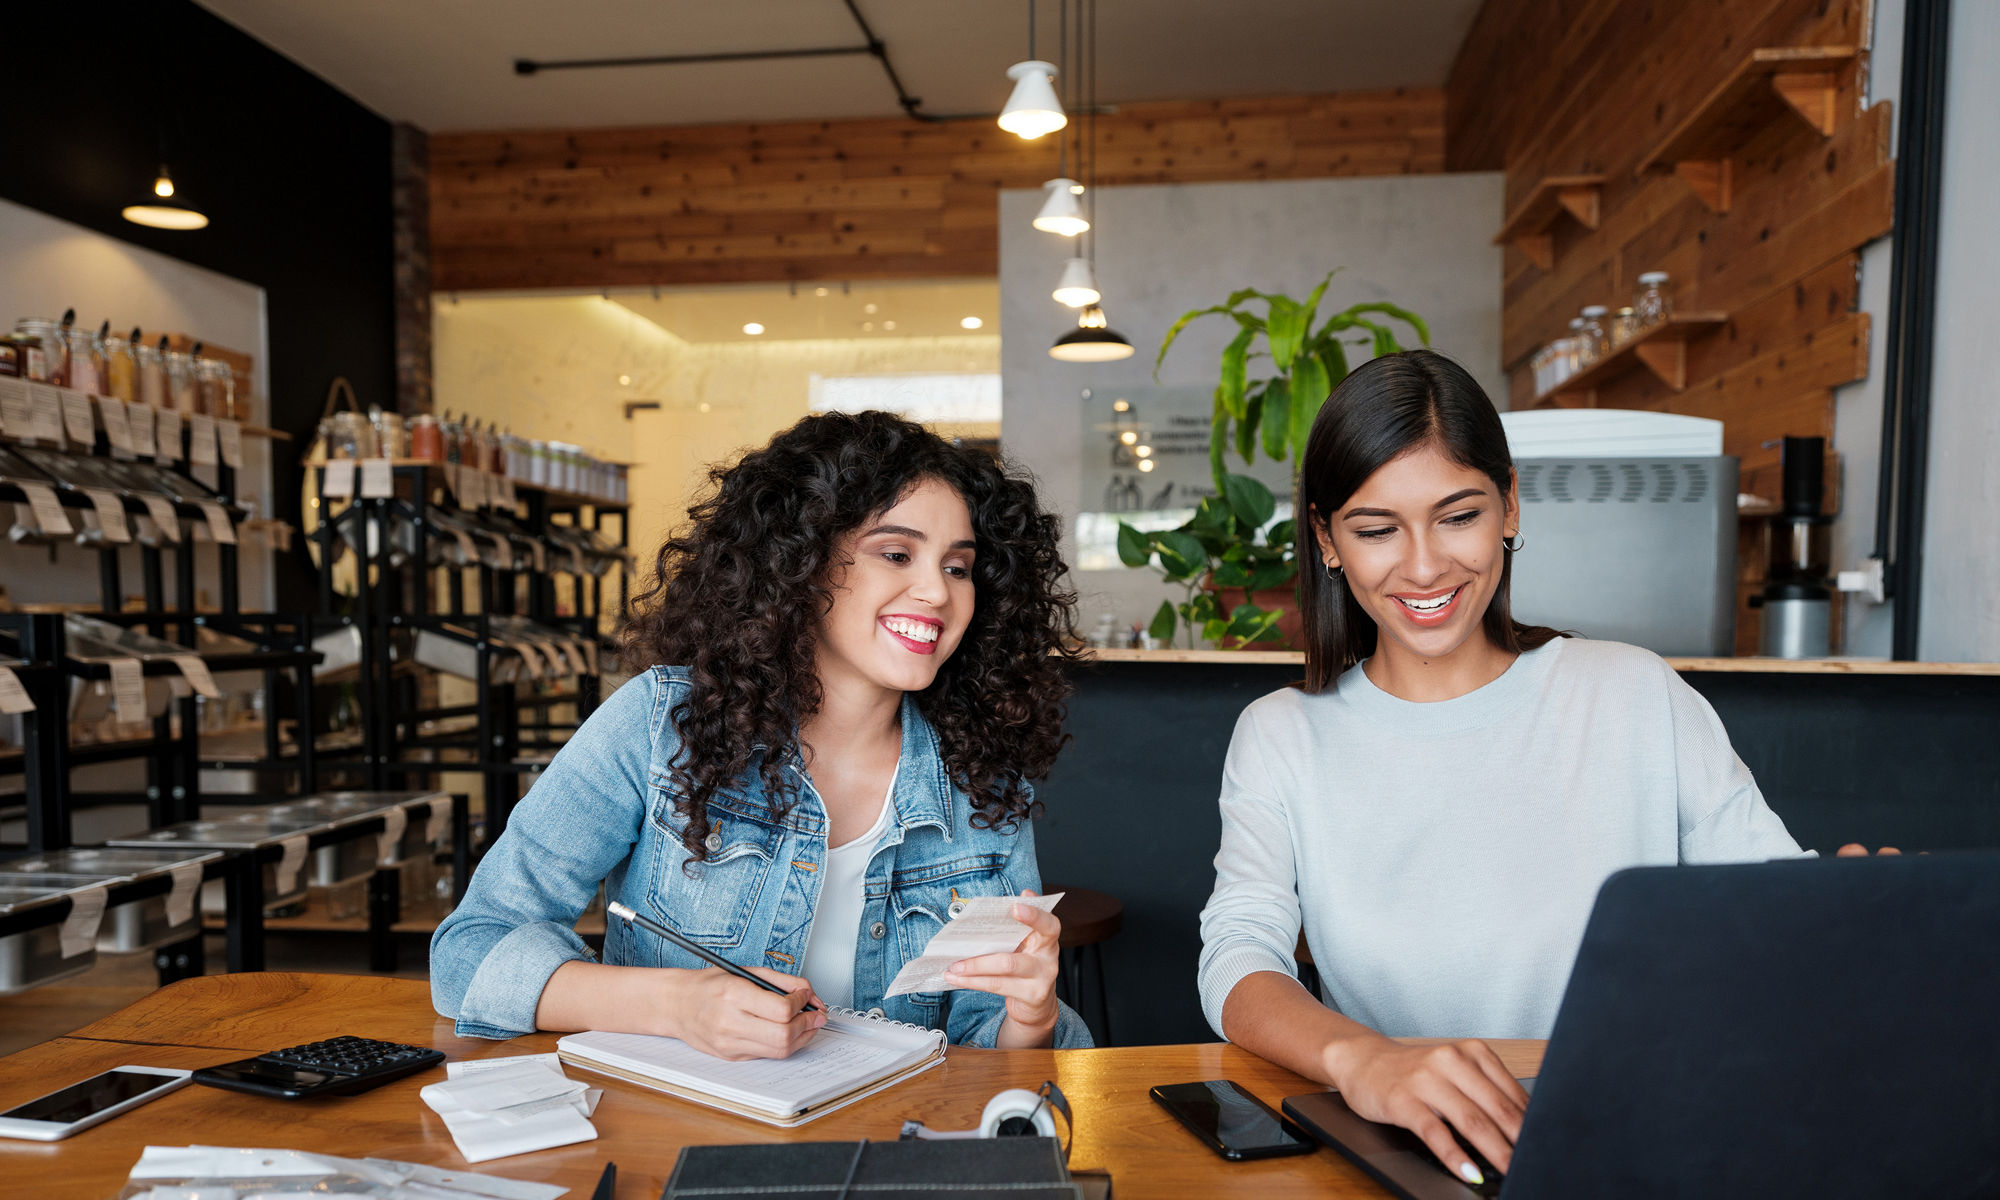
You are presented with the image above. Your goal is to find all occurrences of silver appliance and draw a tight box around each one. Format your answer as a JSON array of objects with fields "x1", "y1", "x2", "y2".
[{"x1": 1508, "y1": 457, "x2": 1738, "y2": 656}]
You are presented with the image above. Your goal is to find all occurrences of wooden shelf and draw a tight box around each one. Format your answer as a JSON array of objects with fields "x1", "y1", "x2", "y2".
[
  {"x1": 1637, "y1": 45, "x2": 1858, "y2": 213},
  {"x1": 1077, "y1": 648, "x2": 2000, "y2": 676},
  {"x1": 1492, "y1": 174, "x2": 1607, "y2": 270},
  {"x1": 236, "y1": 422, "x2": 292, "y2": 442},
  {"x1": 1533, "y1": 313, "x2": 1729, "y2": 407}
]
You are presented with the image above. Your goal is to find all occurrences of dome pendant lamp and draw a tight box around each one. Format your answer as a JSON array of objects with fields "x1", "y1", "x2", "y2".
[
  {"x1": 1033, "y1": 178, "x2": 1089, "y2": 236},
  {"x1": 1051, "y1": 257, "x2": 1100, "y2": 308},
  {"x1": 1050, "y1": 303, "x2": 1134, "y2": 362},
  {"x1": 122, "y1": 163, "x2": 208, "y2": 231},
  {"x1": 998, "y1": 3, "x2": 1065, "y2": 140}
]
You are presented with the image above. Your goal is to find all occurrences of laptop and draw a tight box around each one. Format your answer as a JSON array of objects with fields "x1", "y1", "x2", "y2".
[{"x1": 1283, "y1": 853, "x2": 2000, "y2": 1199}]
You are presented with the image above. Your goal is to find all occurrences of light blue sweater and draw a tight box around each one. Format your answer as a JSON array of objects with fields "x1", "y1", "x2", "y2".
[{"x1": 1197, "y1": 637, "x2": 1808, "y2": 1041}]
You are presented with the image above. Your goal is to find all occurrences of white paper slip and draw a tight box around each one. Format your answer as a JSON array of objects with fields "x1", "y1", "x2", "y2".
[
  {"x1": 59, "y1": 885, "x2": 108, "y2": 958},
  {"x1": 29, "y1": 382, "x2": 67, "y2": 444},
  {"x1": 528, "y1": 540, "x2": 547, "y2": 572},
  {"x1": 168, "y1": 655, "x2": 222, "y2": 699},
  {"x1": 427, "y1": 794, "x2": 453, "y2": 845},
  {"x1": 18, "y1": 481, "x2": 74, "y2": 536},
  {"x1": 165, "y1": 860, "x2": 204, "y2": 927},
  {"x1": 99, "y1": 396, "x2": 135, "y2": 456},
  {"x1": 435, "y1": 1101, "x2": 598, "y2": 1164},
  {"x1": 422, "y1": 1058, "x2": 599, "y2": 1164},
  {"x1": 196, "y1": 500, "x2": 236, "y2": 544},
  {"x1": 0, "y1": 377, "x2": 31, "y2": 435},
  {"x1": 0, "y1": 665, "x2": 33, "y2": 714},
  {"x1": 217, "y1": 418, "x2": 243, "y2": 468},
  {"x1": 154, "y1": 409, "x2": 183, "y2": 462},
  {"x1": 885, "y1": 892, "x2": 1065, "y2": 997},
  {"x1": 510, "y1": 639, "x2": 548, "y2": 678},
  {"x1": 127, "y1": 401, "x2": 159, "y2": 457},
  {"x1": 108, "y1": 657, "x2": 147, "y2": 721},
  {"x1": 127, "y1": 1146, "x2": 569, "y2": 1199},
  {"x1": 376, "y1": 805, "x2": 408, "y2": 863},
  {"x1": 61, "y1": 388, "x2": 98, "y2": 445},
  {"x1": 321, "y1": 458, "x2": 357, "y2": 498},
  {"x1": 449, "y1": 526, "x2": 477, "y2": 562},
  {"x1": 445, "y1": 1053, "x2": 567, "y2": 1080},
  {"x1": 139, "y1": 494, "x2": 182, "y2": 542},
  {"x1": 359, "y1": 457, "x2": 394, "y2": 498},
  {"x1": 498, "y1": 477, "x2": 518, "y2": 507},
  {"x1": 82, "y1": 488, "x2": 132, "y2": 543},
  {"x1": 274, "y1": 835, "x2": 309, "y2": 896},
  {"x1": 188, "y1": 414, "x2": 219, "y2": 466}
]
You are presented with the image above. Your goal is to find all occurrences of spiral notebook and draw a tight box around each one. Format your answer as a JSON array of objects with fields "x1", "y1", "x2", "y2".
[{"x1": 555, "y1": 1007, "x2": 947, "y2": 1128}]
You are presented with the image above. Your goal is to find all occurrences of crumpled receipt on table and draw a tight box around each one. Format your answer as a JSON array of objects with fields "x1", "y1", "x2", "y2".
[
  {"x1": 885, "y1": 892, "x2": 1064, "y2": 996},
  {"x1": 120, "y1": 1143, "x2": 567, "y2": 1197},
  {"x1": 419, "y1": 1053, "x2": 601, "y2": 1163}
]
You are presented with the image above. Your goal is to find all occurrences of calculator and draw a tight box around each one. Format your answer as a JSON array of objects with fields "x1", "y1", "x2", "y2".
[{"x1": 192, "y1": 1036, "x2": 445, "y2": 1099}]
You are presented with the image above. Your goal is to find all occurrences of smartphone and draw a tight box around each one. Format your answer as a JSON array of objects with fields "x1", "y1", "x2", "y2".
[
  {"x1": 1150, "y1": 1079, "x2": 1318, "y2": 1161},
  {"x1": 0, "y1": 1066, "x2": 192, "y2": 1141}
]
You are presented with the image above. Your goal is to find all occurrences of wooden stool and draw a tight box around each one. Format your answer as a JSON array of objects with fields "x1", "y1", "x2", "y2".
[{"x1": 1049, "y1": 886, "x2": 1123, "y2": 1046}]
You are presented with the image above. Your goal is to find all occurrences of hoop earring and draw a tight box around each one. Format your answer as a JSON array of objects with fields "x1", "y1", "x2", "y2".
[
  {"x1": 1323, "y1": 562, "x2": 1342, "y2": 581},
  {"x1": 1504, "y1": 534, "x2": 1525, "y2": 553}
]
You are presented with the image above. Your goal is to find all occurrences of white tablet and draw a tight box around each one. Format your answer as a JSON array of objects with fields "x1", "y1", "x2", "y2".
[{"x1": 0, "y1": 1065, "x2": 192, "y2": 1141}]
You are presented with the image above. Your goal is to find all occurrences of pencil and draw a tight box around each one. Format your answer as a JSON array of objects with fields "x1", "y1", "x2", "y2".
[{"x1": 605, "y1": 900, "x2": 821, "y2": 1013}]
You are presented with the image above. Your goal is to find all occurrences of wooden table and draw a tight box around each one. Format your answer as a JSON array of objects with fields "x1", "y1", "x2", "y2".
[{"x1": 0, "y1": 974, "x2": 1544, "y2": 1198}]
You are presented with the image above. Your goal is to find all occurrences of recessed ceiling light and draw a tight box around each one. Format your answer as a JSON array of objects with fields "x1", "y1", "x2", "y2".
[
  {"x1": 617, "y1": 374, "x2": 632, "y2": 386},
  {"x1": 863, "y1": 303, "x2": 879, "y2": 315},
  {"x1": 1138, "y1": 458, "x2": 1156, "y2": 473},
  {"x1": 698, "y1": 402, "x2": 711, "y2": 413},
  {"x1": 1135, "y1": 445, "x2": 1152, "y2": 458},
  {"x1": 1119, "y1": 431, "x2": 1138, "y2": 446},
  {"x1": 960, "y1": 316, "x2": 984, "y2": 330},
  {"x1": 863, "y1": 321, "x2": 875, "y2": 332},
  {"x1": 1112, "y1": 399, "x2": 1131, "y2": 412},
  {"x1": 814, "y1": 286, "x2": 829, "y2": 297},
  {"x1": 882, "y1": 320, "x2": 897, "y2": 331},
  {"x1": 743, "y1": 322, "x2": 765, "y2": 335}
]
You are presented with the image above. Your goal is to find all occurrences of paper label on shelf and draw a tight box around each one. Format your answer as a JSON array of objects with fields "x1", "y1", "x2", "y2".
[
  {"x1": 498, "y1": 477, "x2": 518, "y2": 508},
  {"x1": 427, "y1": 795, "x2": 452, "y2": 846},
  {"x1": 568, "y1": 546, "x2": 586, "y2": 574},
  {"x1": 108, "y1": 657, "x2": 147, "y2": 721},
  {"x1": 189, "y1": 414, "x2": 219, "y2": 466},
  {"x1": 61, "y1": 388, "x2": 98, "y2": 446},
  {"x1": 565, "y1": 639, "x2": 592, "y2": 676},
  {"x1": 274, "y1": 835, "x2": 309, "y2": 897},
  {"x1": 29, "y1": 382, "x2": 67, "y2": 445},
  {"x1": 0, "y1": 377, "x2": 31, "y2": 437},
  {"x1": 126, "y1": 402, "x2": 158, "y2": 458},
  {"x1": 479, "y1": 531, "x2": 510, "y2": 566},
  {"x1": 464, "y1": 468, "x2": 489, "y2": 509},
  {"x1": 322, "y1": 458, "x2": 357, "y2": 498},
  {"x1": 0, "y1": 665, "x2": 33, "y2": 714},
  {"x1": 19, "y1": 481, "x2": 74, "y2": 536},
  {"x1": 169, "y1": 655, "x2": 222, "y2": 698},
  {"x1": 82, "y1": 488, "x2": 132, "y2": 543},
  {"x1": 377, "y1": 805, "x2": 409, "y2": 864},
  {"x1": 218, "y1": 418, "x2": 244, "y2": 468},
  {"x1": 449, "y1": 526, "x2": 477, "y2": 562},
  {"x1": 98, "y1": 396, "x2": 135, "y2": 456},
  {"x1": 165, "y1": 861, "x2": 204, "y2": 927},
  {"x1": 359, "y1": 457, "x2": 394, "y2": 499},
  {"x1": 582, "y1": 639, "x2": 599, "y2": 675},
  {"x1": 529, "y1": 542, "x2": 547, "y2": 573},
  {"x1": 197, "y1": 500, "x2": 237, "y2": 544},
  {"x1": 511, "y1": 639, "x2": 548, "y2": 678},
  {"x1": 59, "y1": 885, "x2": 108, "y2": 958},
  {"x1": 155, "y1": 409, "x2": 183, "y2": 462},
  {"x1": 139, "y1": 493, "x2": 182, "y2": 542}
]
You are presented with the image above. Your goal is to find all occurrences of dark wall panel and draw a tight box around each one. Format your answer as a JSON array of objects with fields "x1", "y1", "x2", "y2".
[
  {"x1": 1036, "y1": 660, "x2": 2000, "y2": 1047},
  {"x1": 0, "y1": 0, "x2": 394, "y2": 609}
]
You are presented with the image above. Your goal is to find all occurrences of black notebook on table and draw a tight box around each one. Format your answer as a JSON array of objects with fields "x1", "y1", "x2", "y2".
[{"x1": 662, "y1": 1137, "x2": 1109, "y2": 1200}]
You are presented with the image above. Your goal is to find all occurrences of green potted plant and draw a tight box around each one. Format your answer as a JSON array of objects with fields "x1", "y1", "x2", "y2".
[{"x1": 1117, "y1": 272, "x2": 1429, "y2": 648}]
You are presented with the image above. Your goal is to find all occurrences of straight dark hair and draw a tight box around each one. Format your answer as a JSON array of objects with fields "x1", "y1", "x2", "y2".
[{"x1": 1296, "y1": 349, "x2": 1564, "y2": 692}]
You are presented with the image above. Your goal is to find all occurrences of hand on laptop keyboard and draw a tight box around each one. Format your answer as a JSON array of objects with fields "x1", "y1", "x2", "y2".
[{"x1": 1333, "y1": 1037, "x2": 1527, "y2": 1187}]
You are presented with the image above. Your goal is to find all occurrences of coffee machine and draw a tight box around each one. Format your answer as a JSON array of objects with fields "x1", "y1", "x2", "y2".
[{"x1": 1753, "y1": 436, "x2": 1833, "y2": 658}]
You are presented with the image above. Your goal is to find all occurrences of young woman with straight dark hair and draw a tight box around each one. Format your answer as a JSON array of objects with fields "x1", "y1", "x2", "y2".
[{"x1": 1197, "y1": 350, "x2": 1814, "y2": 1186}]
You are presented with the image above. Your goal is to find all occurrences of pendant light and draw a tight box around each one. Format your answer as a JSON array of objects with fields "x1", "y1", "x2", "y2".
[
  {"x1": 122, "y1": 163, "x2": 208, "y2": 231},
  {"x1": 1052, "y1": 257, "x2": 1100, "y2": 308},
  {"x1": 998, "y1": 3, "x2": 1065, "y2": 140},
  {"x1": 1050, "y1": 304, "x2": 1134, "y2": 362},
  {"x1": 1031, "y1": 1, "x2": 1088, "y2": 236}
]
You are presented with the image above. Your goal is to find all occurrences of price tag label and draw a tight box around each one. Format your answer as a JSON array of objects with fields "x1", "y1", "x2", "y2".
[
  {"x1": 18, "y1": 481, "x2": 74, "y2": 536},
  {"x1": 498, "y1": 477, "x2": 518, "y2": 507},
  {"x1": 127, "y1": 402, "x2": 159, "y2": 458},
  {"x1": 81, "y1": 488, "x2": 132, "y2": 543},
  {"x1": 512, "y1": 639, "x2": 548, "y2": 678},
  {"x1": 582, "y1": 639, "x2": 600, "y2": 676},
  {"x1": 165, "y1": 861, "x2": 204, "y2": 927},
  {"x1": 218, "y1": 418, "x2": 244, "y2": 468},
  {"x1": 189, "y1": 414, "x2": 219, "y2": 466},
  {"x1": 154, "y1": 409, "x2": 183, "y2": 463},
  {"x1": 197, "y1": 500, "x2": 237, "y2": 545},
  {"x1": 59, "y1": 885, "x2": 108, "y2": 959},
  {"x1": 0, "y1": 377, "x2": 31, "y2": 436},
  {"x1": 529, "y1": 541, "x2": 547, "y2": 573},
  {"x1": 170, "y1": 655, "x2": 222, "y2": 698},
  {"x1": 108, "y1": 657, "x2": 147, "y2": 721},
  {"x1": 60, "y1": 388, "x2": 97, "y2": 446},
  {"x1": 377, "y1": 806, "x2": 408, "y2": 864},
  {"x1": 322, "y1": 459, "x2": 356, "y2": 499},
  {"x1": 569, "y1": 546, "x2": 586, "y2": 574},
  {"x1": 0, "y1": 665, "x2": 34, "y2": 714},
  {"x1": 449, "y1": 527, "x2": 476, "y2": 563},
  {"x1": 98, "y1": 396, "x2": 135, "y2": 457},
  {"x1": 274, "y1": 835, "x2": 309, "y2": 897},
  {"x1": 359, "y1": 457, "x2": 394, "y2": 499},
  {"x1": 139, "y1": 494, "x2": 182, "y2": 543},
  {"x1": 466, "y1": 468, "x2": 490, "y2": 509},
  {"x1": 479, "y1": 532, "x2": 510, "y2": 567},
  {"x1": 426, "y1": 795, "x2": 452, "y2": 846},
  {"x1": 29, "y1": 382, "x2": 67, "y2": 444}
]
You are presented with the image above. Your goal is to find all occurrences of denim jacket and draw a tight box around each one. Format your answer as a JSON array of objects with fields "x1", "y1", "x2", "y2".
[{"x1": 431, "y1": 666, "x2": 1091, "y2": 1049}]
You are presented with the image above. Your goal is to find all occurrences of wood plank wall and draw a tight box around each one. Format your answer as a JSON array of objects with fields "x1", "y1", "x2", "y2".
[
  {"x1": 1446, "y1": 0, "x2": 1884, "y2": 652},
  {"x1": 427, "y1": 89, "x2": 1443, "y2": 292}
]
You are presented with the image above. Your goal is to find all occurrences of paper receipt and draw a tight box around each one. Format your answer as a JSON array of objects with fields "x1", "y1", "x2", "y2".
[{"x1": 884, "y1": 892, "x2": 1063, "y2": 997}]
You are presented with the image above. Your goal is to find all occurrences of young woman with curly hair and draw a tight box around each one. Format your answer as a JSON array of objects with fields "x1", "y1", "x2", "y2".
[{"x1": 432, "y1": 410, "x2": 1092, "y2": 1055}]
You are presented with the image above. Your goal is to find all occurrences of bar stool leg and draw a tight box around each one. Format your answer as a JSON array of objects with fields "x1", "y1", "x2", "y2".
[{"x1": 1084, "y1": 942, "x2": 1111, "y2": 1046}]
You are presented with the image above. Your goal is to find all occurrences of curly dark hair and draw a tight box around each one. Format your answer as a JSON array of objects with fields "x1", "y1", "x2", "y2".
[{"x1": 620, "y1": 410, "x2": 1081, "y2": 861}]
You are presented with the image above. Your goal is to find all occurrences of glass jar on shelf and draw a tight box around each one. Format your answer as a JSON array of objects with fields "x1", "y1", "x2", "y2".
[
  {"x1": 1610, "y1": 306, "x2": 1639, "y2": 346},
  {"x1": 1577, "y1": 306, "x2": 1610, "y2": 366},
  {"x1": 64, "y1": 323, "x2": 104, "y2": 394},
  {"x1": 408, "y1": 413, "x2": 444, "y2": 462},
  {"x1": 164, "y1": 345, "x2": 199, "y2": 414},
  {"x1": 136, "y1": 338, "x2": 167, "y2": 408},
  {"x1": 104, "y1": 329, "x2": 137, "y2": 404},
  {"x1": 321, "y1": 410, "x2": 375, "y2": 459},
  {"x1": 14, "y1": 317, "x2": 63, "y2": 384},
  {"x1": 369, "y1": 407, "x2": 406, "y2": 459},
  {"x1": 196, "y1": 357, "x2": 236, "y2": 420},
  {"x1": 1634, "y1": 271, "x2": 1672, "y2": 328}
]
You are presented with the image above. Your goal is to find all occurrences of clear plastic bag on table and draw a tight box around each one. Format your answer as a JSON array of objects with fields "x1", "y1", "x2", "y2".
[{"x1": 116, "y1": 1145, "x2": 567, "y2": 1199}]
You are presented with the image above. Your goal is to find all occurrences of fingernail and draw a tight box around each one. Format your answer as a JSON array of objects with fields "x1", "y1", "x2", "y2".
[{"x1": 1458, "y1": 1163, "x2": 1484, "y2": 1186}]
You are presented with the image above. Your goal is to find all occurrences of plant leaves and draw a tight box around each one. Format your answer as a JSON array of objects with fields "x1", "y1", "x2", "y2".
[
  {"x1": 1213, "y1": 559, "x2": 1252, "y2": 588},
  {"x1": 1319, "y1": 340, "x2": 1349, "y2": 390},
  {"x1": 1266, "y1": 517, "x2": 1297, "y2": 549},
  {"x1": 1148, "y1": 599, "x2": 1177, "y2": 642},
  {"x1": 1222, "y1": 473, "x2": 1277, "y2": 530},
  {"x1": 1225, "y1": 603, "x2": 1287, "y2": 644},
  {"x1": 1259, "y1": 375, "x2": 1292, "y2": 461},
  {"x1": 1265, "y1": 296, "x2": 1305, "y2": 373},
  {"x1": 1153, "y1": 304, "x2": 1235, "y2": 379},
  {"x1": 1298, "y1": 270, "x2": 1339, "y2": 342},
  {"x1": 1209, "y1": 388, "x2": 1229, "y2": 494},
  {"x1": 1342, "y1": 300, "x2": 1431, "y2": 347},
  {"x1": 1187, "y1": 591, "x2": 1220, "y2": 623},
  {"x1": 1246, "y1": 560, "x2": 1298, "y2": 593},
  {"x1": 1218, "y1": 326, "x2": 1256, "y2": 420},
  {"x1": 1288, "y1": 353, "x2": 1330, "y2": 463},
  {"x1": 1154, "y1": 530, "x2": 1208, "y2": 580},
  {"x1": 1202, "y1": 617, "x2": 1229, "y2": 643},
  {"x1": 1237, "y1": 384, "x2": 1263, "y2": 462},
  {"x1": 1116, "y1": 522, "x2": 1154, "y2": 569}
]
